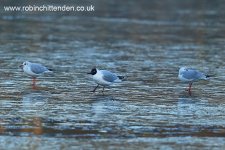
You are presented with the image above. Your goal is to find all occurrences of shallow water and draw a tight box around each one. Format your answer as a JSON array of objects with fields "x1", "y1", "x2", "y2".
[{"x1": 1, "y1": 0, "x2": 225, "y2": 149}]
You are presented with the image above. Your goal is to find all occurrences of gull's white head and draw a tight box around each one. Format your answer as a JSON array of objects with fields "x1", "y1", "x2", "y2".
[
  {"x1": 20, "y1": 61, "x2": 31, "y2": 69},
  {"x1": 179, "y1": 67, "x2": 188, "y2": 74}
]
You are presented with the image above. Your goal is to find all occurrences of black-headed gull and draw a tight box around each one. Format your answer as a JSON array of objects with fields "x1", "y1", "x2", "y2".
[
  {"x1": 178, "y1": 67, "x2": 209, "y2": 94},
  {"x1": 87, "y1": 67, "x2": 124, "y2": 93},
  {"x1": 20, "y1": 61, "x2": 52, "y2": 88}
]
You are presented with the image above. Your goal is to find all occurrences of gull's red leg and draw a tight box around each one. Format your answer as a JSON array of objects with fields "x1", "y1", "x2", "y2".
[
  {"x1": 32, "y1": 77, "x2": 36, "y2": 89},
  {"x1": 32, "y1": 78, "x2": 36, "y2": 85},
  {"x1": 188, "y1": 83, "x2": 192, "y2": 95}
]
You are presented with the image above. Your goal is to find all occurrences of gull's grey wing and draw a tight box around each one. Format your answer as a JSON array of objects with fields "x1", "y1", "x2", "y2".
[
  {"x1": 101, "y1": 70, "x2": 118, "y2": 82},
  {"x1": 30, "y1": 63, "x2": 49, "y2": 74},
  {"x1": 182, "y1": 68, "x2": 205, "y2": 80}
]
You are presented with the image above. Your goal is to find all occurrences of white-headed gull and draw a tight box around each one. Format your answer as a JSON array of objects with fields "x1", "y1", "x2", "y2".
[
  {"x1": 20, "y1": 61, "x2": 52, "y2": 88},
  {"x1": 178, "y1": 67, "x2": 209, "y2": 94}
]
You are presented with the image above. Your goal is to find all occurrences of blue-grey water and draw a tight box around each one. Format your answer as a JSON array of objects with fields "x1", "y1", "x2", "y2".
[{"x1": 0, "y1": 0, "x2": 225, "y2": 149}]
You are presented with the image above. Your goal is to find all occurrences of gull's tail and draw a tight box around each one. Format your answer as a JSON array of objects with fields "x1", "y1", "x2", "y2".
[
  {"x1": 114, "y1": 75, "x2": 125, "y2": 82},
  {"x1": 117, "y1": 76, "x2": 125, "y2": 80},
  {"x1": 203, "y1": 74, "x2": 214, "y2": 80},
  {"x1": 45, "y1": 68, "x2": 53, "y2": 73},
  {"x1": 206, "y1": 75, "x2": 211, "y2": 78}
]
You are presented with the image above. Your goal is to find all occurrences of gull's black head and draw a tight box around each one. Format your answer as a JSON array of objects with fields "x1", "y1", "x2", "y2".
[{"x1": 87, "y1": 68, "x2": 97, "y2": 75}]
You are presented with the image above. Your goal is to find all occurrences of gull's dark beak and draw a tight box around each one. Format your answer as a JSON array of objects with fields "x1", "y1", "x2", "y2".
[
  {"x1": 87, "y1": 72, "x2": 92, "y2": 74},
  {"x1": 19, "y1": 64, "x2": 23, "y2": 68}
]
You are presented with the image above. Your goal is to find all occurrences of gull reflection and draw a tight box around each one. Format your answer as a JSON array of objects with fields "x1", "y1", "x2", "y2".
[
  {"x1": 21, "y1": 91, "x2": 50, "y2": 115},
  {"x1": 177, "y1": 94, "x2": 208, "y2": 117},
  {"x1": 90, "y1": 96, "x2": 123, "y2": 122},
  {"x1": 20, "y1": 91, "x2": 51, "y2": 135}
]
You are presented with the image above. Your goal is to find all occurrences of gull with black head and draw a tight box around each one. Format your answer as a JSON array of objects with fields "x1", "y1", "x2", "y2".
[{"x1": 87, "y1": 67, "x2": 124, "y2": 93}]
